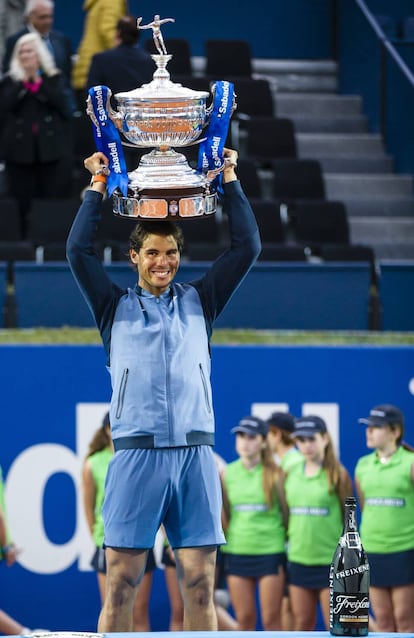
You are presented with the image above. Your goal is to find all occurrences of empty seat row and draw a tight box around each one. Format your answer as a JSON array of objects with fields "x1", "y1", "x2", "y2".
[{"x1": 144, "y1": 38, "x2": 254, "y2": 78}]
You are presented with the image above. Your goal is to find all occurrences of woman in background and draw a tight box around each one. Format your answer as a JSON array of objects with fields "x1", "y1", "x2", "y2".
[
  {"x1": 284, "y1": 415, "x2": 352, "y2": 630},
  {"x1": 355, "y1": 404, "x2": 414, "y2": 633},
  {"x1": 221, "y1": 415, "x2": 287, "y2": 630},
  {"x1": 0, "y1": 32, "x2": 71, "y2": 237}
]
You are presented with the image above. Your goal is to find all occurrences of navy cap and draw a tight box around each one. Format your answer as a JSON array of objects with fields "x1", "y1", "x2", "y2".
[
  {"x1": 231, "y1": 415, "x2": 268, "y2": 436},
  {"x1": 294, "y1": 415, "x2": 327, "y2": 438},
  {"x1": 358, "y1": 404, "x2": 404, "y2": 427},
  {"x1": 267, "y1": 411, "x2": 295, "y2": 433}
]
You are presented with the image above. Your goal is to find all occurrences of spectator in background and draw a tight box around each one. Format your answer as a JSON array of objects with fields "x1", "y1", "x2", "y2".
[
  {"x1": 0, "y1": 0, "x2": 25, "y2": 62},
  {"x1": 355, "y1": 404, "x2": 414, "y2": 633},
  {"x1": 284, "y1": 415, "x2": 353, "y2": 631},
  {"x1": 2, "y1": 0, "x2": 75, "y2": 113},
  {"x1": 0, "y1": 32, "x2": 72, "y2": 237},
  {"x1": 72, "y1": 0, "x2": 128, "y2": 108},
  {"x1": 220, "y1": 416, "x2": 288, "y2": 630},
  {"x1": 82, "y1": 411, "x2": 156, "y2": 631},
  {"x1": 87, "y1": 15, "x2": 154, "y2": 98}
]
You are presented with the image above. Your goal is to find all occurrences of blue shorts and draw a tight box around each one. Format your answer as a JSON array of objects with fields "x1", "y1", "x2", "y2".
[
  {"x1": 102, "y1": 445, "x2": 225, "y2": 549},
  {"x1": 368, "y1": 548, "x2": 414, "y2": 587}
]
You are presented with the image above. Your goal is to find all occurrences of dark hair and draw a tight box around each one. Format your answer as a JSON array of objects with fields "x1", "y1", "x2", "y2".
[
  {"x1": 116, "y1": 15, "x2": 139, "y2": 46},
  {"x1": 86, "y1": 423, "x2": 112, "y2": 457},
  {"x1": 129, "y1": 220, "x2": 184, "y2": 254}
]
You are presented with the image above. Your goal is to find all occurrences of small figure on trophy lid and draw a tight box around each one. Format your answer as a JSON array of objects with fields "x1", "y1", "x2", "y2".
[{"x1": 137, "y1": 14, "x2": 175, "y2": 55}]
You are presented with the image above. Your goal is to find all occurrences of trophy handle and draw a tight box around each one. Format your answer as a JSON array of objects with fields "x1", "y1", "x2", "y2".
[
  {"x1": 206, "y1": 82, "x2": 237, "y2": 122},
  {"x1": 86, "y1": 89, "x2": 123, "y2": 131}
]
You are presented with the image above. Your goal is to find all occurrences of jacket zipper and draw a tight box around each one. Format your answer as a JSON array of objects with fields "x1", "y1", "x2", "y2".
[
  {"x1": 116, "y1": 368, "x2": 129, "y2": 418},
  {"x1": 199, "y1": 363, "x2": 212, "y2": 413}
]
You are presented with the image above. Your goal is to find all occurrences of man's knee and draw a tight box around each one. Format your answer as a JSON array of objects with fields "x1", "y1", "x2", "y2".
[
  {"x1": 182, "y1": 570, "x2": 214, "y2": 608},
  {"x1": 106, "y1": 550, "x2": 147, "y2": 593}
]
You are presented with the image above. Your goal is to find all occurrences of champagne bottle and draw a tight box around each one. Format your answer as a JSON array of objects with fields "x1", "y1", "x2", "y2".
[{"x1": 329, "y1": 496, "x2": 370, "y2": 636}]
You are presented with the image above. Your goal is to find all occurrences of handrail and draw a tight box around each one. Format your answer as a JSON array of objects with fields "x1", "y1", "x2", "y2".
[
  {"x1": 384, "y1": 40, "x2": 414, "y2": 89},
  {"x1": 354, "y1": 0, "x2": 414, "y2": 89},
  {"x1": 354, "y1": 0, "x2": 388, "y2": 41}
]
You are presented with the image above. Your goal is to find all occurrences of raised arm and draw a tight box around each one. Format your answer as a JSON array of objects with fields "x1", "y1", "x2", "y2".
[
  {"x1": 193, "y1": 148, "x2": 261, "y2": 328},
  {"x1": 66, "y1": 152, "x2": 124, "y2": 342}
]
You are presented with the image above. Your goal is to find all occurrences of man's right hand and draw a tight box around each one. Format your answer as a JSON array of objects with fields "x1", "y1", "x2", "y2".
[{"x1": 84, "y1": 152, "x2": 109, "y2": 176}]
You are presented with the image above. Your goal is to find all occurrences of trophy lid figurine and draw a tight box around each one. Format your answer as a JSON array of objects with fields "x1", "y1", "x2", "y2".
[{"x1": 86, "y1": 14, "x2": 236, "y2": 220}]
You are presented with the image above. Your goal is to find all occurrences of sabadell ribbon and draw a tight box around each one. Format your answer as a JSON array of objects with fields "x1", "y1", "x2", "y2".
[
  {"x1": 87, "y1": 86, "x2": 129, "y2": 197},
  {"x1": 197, "y1": 80, "x2": 235, "y2": 193}
]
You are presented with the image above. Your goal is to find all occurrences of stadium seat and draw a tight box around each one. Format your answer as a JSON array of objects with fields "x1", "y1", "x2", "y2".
[
  {"x1": 249, "y1": 198, "x2": 285, "y2": 244},
  {"x1": 205, "y1": 39, "x2": 252, "y2": 78},
  {"x1": 293, "y1": 200, "x2": 350, "y2": 248},
  {"x1": 245, "y1": 117, "x2": 297, "y2": 166},
  {"x1": 272, "y1": 159, "x2": 326, "y2": 204},
  {"x1": 145, "y1": 37, "x2": 193, "y2": 76}
]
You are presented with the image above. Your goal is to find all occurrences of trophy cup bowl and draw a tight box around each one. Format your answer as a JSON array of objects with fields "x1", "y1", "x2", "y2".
[{"x1": 106, "y1": 53, "x2": 223, "y2": 220}]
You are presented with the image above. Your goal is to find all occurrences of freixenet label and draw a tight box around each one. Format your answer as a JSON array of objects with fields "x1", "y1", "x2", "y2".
[
  {"x1": 335, "y1": 564, "x2": 370, "y2": 579},
  {"x1": 332, "y1": 594, "x2": 370, "y2": 616}
]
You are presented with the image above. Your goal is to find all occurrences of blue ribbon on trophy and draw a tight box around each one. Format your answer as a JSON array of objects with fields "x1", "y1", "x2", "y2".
[
  {"x1": 197, "y1": 80, "x2": 235, "y2": 192},
  {"x1": 87, "y1": 86, "x2": 129, "y2": 197}
]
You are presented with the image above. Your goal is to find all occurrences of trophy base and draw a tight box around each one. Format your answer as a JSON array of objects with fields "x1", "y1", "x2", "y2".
[
  {"x1": 112, "y1": 189, "x2": 217, "y2": 220},
  {"x1": 112, "y1": 149, "x2": 218, "y2": 220}
]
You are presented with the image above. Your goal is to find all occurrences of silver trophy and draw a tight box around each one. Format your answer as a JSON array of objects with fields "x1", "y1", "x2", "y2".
[{"x1": 87, "y1": 15, "x2": 236, "y2": 220}]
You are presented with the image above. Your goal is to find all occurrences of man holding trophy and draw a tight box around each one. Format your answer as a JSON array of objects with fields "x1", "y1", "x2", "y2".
[{"x1": 66, "y1": 14, "x2": 261, "y2": 632}]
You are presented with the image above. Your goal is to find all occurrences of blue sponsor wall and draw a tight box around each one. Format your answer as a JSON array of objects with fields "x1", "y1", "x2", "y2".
[{"x1": 0, "y1": 344, "x2": 413, "y2": 631}]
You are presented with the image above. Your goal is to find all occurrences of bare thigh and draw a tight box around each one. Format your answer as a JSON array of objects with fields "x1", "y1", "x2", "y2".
[
  {"x1": 289, "y1": 585, "x2": 319, "y2": 630},
  {"x1": 164, "y1": 565, "x2": 184, "y2": 630},
  {"x1": 258, "y1": 571, "x2": 285, "y2": 630},
  {"x1": 391, "y1": 583, "x2": 414, "y2": 632},
  {"x1": 226, "y1": 575, "x2": 257, "y2": 630},
  {"x1": 132, "y1": 570, "x2": 153, "y2": 631},
  {"x1": 370, "y1": 587, "x2": 395, "y2": 632}
]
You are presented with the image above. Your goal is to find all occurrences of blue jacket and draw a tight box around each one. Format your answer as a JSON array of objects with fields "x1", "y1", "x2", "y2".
[{"x1": 66, "y1": 181, "x2": 260, "y2": 448}]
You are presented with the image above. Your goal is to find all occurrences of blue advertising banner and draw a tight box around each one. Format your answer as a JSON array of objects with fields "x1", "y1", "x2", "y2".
[{"x1": 0, "y1": 344, "x2": 413, "y2": 631}]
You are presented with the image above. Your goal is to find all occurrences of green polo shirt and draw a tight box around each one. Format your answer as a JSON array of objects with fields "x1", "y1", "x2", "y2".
[
  {"x1": 355, "y1": 446, "x2": 414, "y2": 553},
  {"x1": 221, "y1": 459, "x2": 286, "y2": 555},
  {"x1": 285, "y1": 461, "x2": 343, "y2": 565}
]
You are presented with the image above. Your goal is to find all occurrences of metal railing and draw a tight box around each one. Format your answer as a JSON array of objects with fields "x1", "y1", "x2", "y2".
[{"x1": 337, "y1": 0, "x2": 414, "y2": 174}]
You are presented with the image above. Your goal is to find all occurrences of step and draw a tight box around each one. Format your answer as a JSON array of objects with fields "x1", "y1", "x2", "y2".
[
  {"x1": 297, "y1": 134, "x2": 384, "y2": 156},
  {"x1": 375, "y1": 245, "x2": 414, "y2": 259},
  {"x1": 275, "y1": 93, "x2": 363, "y2": 116},
  {"x1": 349, "y1": 217, "x2": 414, "y2": 243},
  {"x1": 254, "y1": 59, "x2": 337, "y2": 93},
  {"x1": 319, "y1": 156, "x2": 394, "y2": 174},
  {"x1": 291, "y1": 115, "x2": 368, "y2": 134},
  {"x1": 343, "y1": 198, "x2": 414, "y2": 217},
  {"x1": 324, "y1": 174, "x2": 414, "y2": 199}
]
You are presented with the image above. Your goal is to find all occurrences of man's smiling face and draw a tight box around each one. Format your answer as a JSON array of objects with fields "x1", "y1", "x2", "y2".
[{"x1": 130, "y1": 233, "x2": 180, "y2": 296}]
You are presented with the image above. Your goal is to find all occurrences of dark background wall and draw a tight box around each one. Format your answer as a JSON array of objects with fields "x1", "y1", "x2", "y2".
[
  {"x1": 54, "y1": 0, "x2": 414, "y2": 60},
  {"x1": 55, "y1": 0, "x2": 335, "y2": 59}
]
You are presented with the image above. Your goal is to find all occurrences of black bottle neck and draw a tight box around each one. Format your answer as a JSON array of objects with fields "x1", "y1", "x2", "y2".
[{"x1": 343, "y1": 499, "x2": 357, "y2": 533}]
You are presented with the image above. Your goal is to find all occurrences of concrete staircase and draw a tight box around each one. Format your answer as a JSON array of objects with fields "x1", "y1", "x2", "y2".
[{"x1": 253, "y1": 59, "x2": 414, "y2": 259}]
